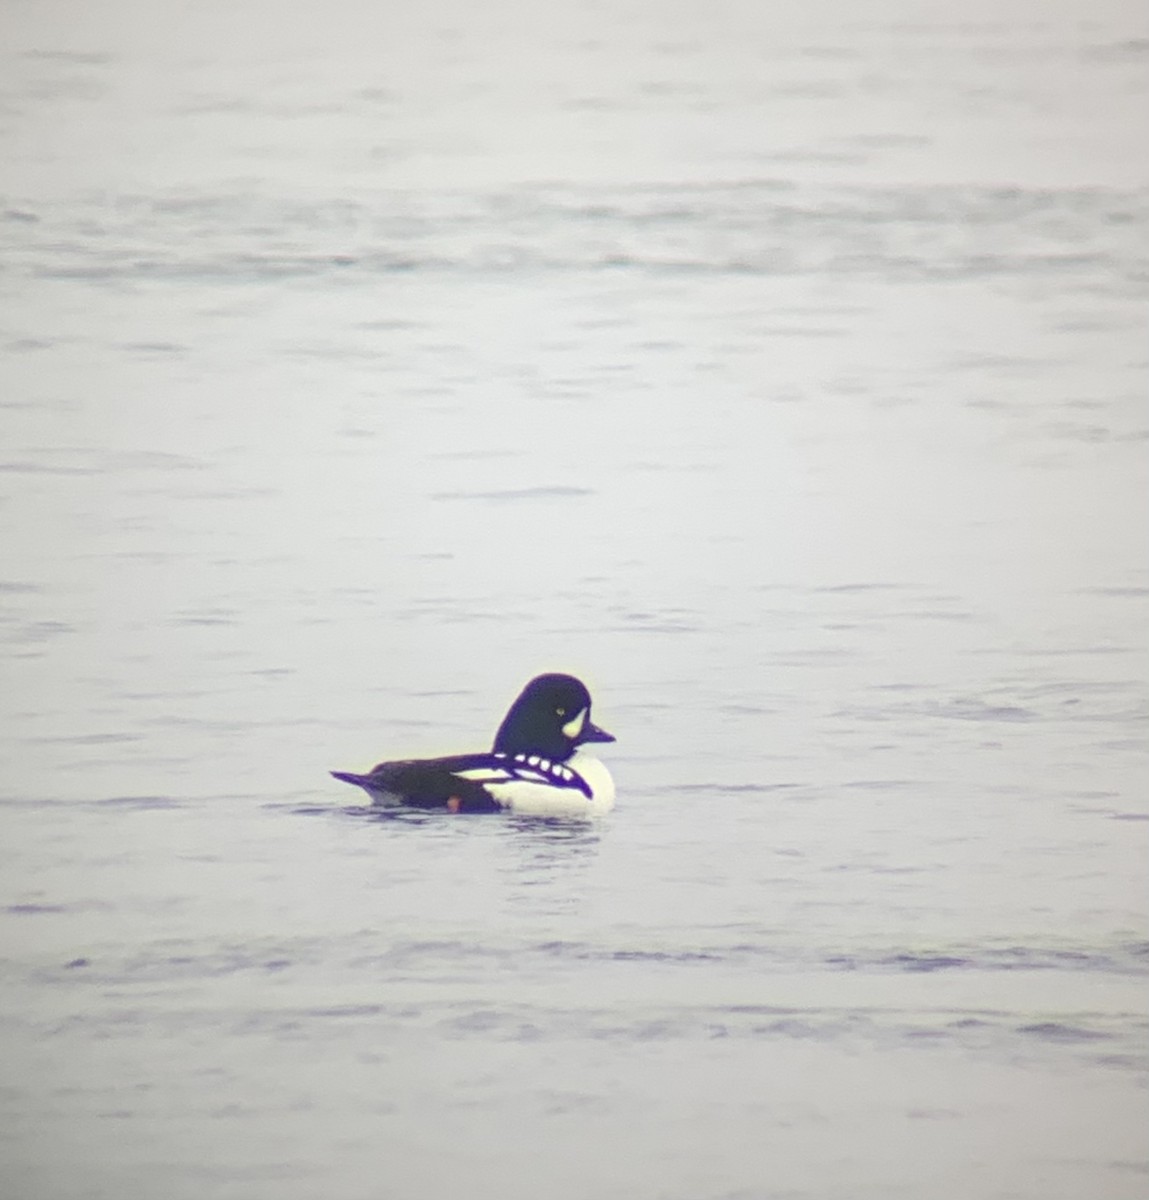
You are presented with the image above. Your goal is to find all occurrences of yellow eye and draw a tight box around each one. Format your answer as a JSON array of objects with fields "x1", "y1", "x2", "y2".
[{"x1": 556, "y1": 707, "x2": 566, "y2": 716}]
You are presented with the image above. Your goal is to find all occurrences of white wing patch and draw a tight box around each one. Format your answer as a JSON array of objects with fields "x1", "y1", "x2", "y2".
[{"x1": 455, "y1": 752, "x2": 585, "y2": 793}]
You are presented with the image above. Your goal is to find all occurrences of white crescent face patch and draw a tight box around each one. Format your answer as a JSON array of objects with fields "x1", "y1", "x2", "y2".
[{"x1": 561, "y1": 707, "x2": 586, "y2": 739}]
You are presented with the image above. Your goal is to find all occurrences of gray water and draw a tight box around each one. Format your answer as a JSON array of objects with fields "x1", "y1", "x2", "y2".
[{"x1": 1, "y1": 2, "x2": 1147, "y2": 1198}]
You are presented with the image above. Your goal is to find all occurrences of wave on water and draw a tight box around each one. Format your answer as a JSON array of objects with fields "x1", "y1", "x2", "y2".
[
  {"x1": 430, "y1": 486, "x2": 594, "y2": 501},
  {"x1": 25, "y1": 933, "x2": 1143, "y2": 980},
  {"x1": 535, "y1": 939, "x2": 1149, "y2": 977},
  {"x1": 5, "y1": 182, "x2": 1145, "y2": 287}
]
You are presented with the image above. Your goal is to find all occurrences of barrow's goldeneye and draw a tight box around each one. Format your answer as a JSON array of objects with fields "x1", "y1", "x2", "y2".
[{"x1": 331, "y1": 673, "x2": 615, "y2": 816}]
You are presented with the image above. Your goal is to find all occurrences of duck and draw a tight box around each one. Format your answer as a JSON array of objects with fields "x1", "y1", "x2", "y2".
[{"x1": 331, "y1": 673, "x2": 616, "y2": 816}]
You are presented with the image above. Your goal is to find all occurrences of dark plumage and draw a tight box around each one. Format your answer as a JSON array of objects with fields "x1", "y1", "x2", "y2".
[
  {"x1": 493, "y1": 673, "x2": 613, "y2": 758},
  {"x1": 331, "y1": 673, "x2": 616, "y2": 814}
]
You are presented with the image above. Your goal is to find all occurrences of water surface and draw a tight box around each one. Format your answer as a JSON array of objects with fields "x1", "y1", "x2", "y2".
[{"x1": 1, "y1": 3, "x2": 1147, "y2": 1198}]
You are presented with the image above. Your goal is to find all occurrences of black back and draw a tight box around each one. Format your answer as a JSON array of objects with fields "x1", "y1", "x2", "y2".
[{"x1": 363, "y1": 759, "x2": 503, "y2": 812}]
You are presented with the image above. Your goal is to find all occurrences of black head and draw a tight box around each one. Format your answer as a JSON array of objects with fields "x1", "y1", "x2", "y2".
[{"x1": 493, "y1": 673, "x2": 615, "y2": 761}]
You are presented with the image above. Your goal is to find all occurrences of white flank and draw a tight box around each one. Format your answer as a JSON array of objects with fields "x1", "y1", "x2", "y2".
[{"x1": 485, "y1": 750, "x2": 615, "y2": 817}]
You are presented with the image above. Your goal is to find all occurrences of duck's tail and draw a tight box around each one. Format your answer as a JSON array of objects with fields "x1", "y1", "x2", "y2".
[{"x1": 331, "y1": 770, "x2": 372, "y2": 788}]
